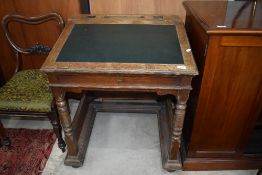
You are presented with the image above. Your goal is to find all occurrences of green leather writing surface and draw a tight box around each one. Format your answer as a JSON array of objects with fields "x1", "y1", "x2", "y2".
[{"x1": 57, "y1": 24, "x2": 184, "y2": 64}]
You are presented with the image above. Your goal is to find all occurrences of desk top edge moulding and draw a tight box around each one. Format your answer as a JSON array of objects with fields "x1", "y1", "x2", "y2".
[{"x1": 41, "y1": 15, "x2": 198, "y2": 76}]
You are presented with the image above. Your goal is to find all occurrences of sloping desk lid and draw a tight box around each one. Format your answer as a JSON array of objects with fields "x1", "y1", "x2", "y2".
[
  {"x1": 57, "y1": 24, "x2": 184, "y2": 64},
  {"x1": 42, "y1": 15, "x2": 198, "y2": 76}
]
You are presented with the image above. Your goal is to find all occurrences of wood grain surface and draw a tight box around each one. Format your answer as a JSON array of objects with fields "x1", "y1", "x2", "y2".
[{"x1": 89, "y1": 0, "x2": 228, "y2": 23}]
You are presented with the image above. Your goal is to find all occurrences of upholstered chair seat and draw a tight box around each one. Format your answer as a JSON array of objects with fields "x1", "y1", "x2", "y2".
[{"x1": 0, "y1": 70, "x2": 53, "y2": 112}]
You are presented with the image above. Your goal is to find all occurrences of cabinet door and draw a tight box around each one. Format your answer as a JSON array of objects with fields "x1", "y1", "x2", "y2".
[{"x1": 188, "y1": 35, "x2": 262, "y2": 158}]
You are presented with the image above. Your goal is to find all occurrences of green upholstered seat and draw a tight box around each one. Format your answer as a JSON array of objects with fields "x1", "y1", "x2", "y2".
[{"x1": 0, "y1": 70, "x2": 53, "y2": 112}]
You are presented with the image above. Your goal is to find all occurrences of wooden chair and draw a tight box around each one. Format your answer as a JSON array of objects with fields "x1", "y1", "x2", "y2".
[
  {"x1": 0, "y1": 121, "x2": 10, "y2": 147},
  {"x1": 0, "y1": 12, "x2": 66, "y2": 152}
]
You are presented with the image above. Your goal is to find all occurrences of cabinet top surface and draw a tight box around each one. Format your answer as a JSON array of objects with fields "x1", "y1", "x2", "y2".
[
  {"x1": 184, "y1": 1, "x2": 262, "y2": 34},
  {"x1": 41, "y1": 15, "x2": 198, "y2": 75}
]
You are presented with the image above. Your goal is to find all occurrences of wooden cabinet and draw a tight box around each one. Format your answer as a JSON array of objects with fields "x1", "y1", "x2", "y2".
[{"x1": 182, "y1": 1, "x2": 262, "y2": 170}]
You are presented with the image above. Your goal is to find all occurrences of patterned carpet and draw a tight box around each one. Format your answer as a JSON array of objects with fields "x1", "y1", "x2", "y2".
[{"x1": 0, "y1": 128, "x2": 56, "y2": 175}]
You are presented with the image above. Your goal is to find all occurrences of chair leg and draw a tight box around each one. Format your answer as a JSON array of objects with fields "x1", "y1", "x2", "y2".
[
  {"x1": 0, "y1": 120, "x2": 11, "y2": 146},
  {"x1": 48, "y1": 111, "x2": 66, "y2": 152},
  {"x1": 257, "y1": 169, "x2": 262, "y2": 175}
]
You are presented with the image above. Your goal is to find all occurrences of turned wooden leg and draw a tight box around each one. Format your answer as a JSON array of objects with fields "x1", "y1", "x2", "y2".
[
  {"x1": 157, "y1": 90, "x2": 190, "y2": 171},
  {"x1": 48, "y1": 110, "x2": 66, "y2": 152},
  {"x1": 170, "y1": 93, "x2": 189, "y2": 160},
  {"x1": 0, "y1": 120, "x2": 11, "y2": 146},
  {"x1": 53, "y1": 88, "x2": 78, "y2": 157}
]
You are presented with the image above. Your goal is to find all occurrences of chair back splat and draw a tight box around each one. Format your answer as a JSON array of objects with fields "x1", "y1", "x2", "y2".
[{"x1": 2, "y1": 12, "x2": 64, "y2": 73}]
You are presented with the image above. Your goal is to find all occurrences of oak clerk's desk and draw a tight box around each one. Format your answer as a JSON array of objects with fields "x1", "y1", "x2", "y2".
[{"x1": 41, "y1": 15, "x2": 198, "y2": 171}]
